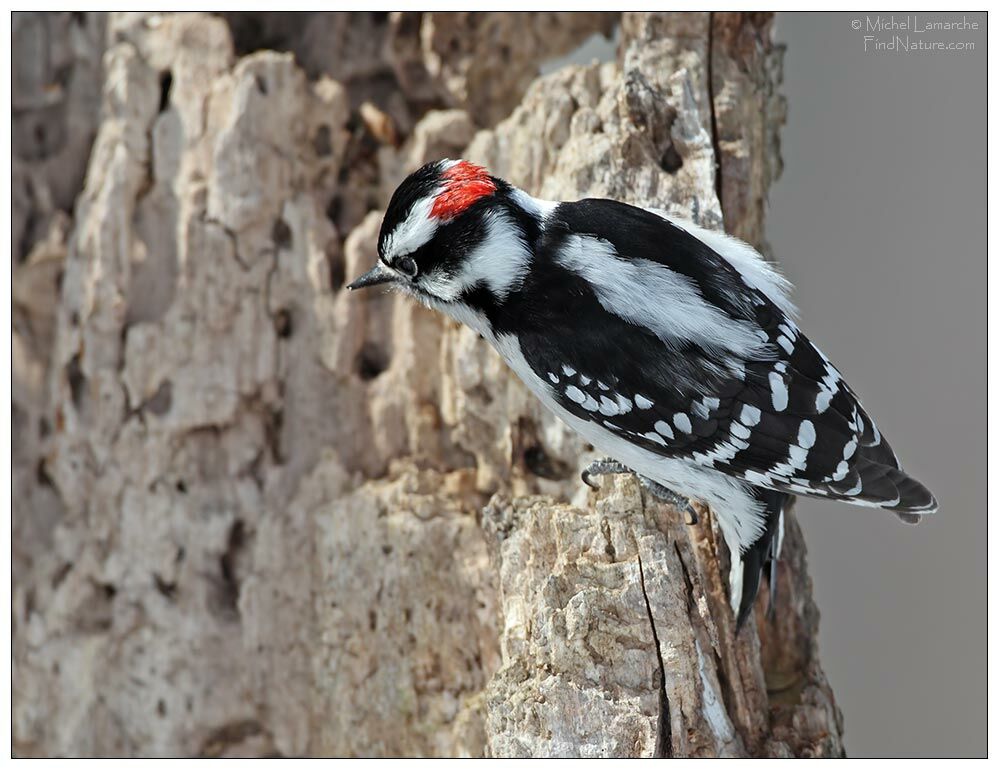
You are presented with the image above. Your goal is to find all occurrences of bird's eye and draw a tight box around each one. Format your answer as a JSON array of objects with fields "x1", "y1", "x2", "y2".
[{"x1": 397, "y1": 256, "x2": 418, "y2": 278}]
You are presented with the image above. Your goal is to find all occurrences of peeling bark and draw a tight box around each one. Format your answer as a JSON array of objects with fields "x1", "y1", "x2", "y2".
[{"x1": 12, "y1": 11, "x2": 843, "y2": 757}]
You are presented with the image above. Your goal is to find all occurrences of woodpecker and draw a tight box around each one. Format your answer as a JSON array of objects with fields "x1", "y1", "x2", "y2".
[{"x1": 348, "y1": 159, "x2": 937, "y2": 628}]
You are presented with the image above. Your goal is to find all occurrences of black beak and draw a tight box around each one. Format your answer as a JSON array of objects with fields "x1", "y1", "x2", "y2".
[{"x1": 347, "y1": 262, "x2": 397, "y2": 291}]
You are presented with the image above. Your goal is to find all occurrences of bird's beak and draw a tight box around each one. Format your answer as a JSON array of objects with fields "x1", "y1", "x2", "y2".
[{"x1": 347, "y1": 262, "x2": 397, "y2": 291}]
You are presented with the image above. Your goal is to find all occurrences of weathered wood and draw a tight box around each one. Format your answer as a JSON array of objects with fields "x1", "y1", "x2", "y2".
[{"x1": 12, "y1": 11, "x2": 843, "y2": 757}]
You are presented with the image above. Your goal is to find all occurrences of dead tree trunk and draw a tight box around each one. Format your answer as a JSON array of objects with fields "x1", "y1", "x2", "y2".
[{"x1": 13, "y1": 11, "x2": 844, "y2": 757}]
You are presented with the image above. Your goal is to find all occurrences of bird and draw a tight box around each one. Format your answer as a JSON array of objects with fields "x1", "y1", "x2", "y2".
[{"x1": 348, "y1": 158, "x2": 937, "y2": 629}]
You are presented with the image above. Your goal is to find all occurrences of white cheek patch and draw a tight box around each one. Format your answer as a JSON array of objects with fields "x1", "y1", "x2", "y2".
[{"x1": 438, "y1": 209, "x2": 532, "y2": 301}]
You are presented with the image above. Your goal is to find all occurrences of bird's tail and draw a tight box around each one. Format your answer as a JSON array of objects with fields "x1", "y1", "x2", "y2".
[
  {"x1": 734, "y1": 488, "x2": 790, "y2": 630},
  {"x1": 843, "y1": 455, "x2": 938, "y2": 524}
]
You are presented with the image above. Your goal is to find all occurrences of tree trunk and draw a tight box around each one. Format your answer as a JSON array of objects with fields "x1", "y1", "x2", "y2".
[{"x1": 13, "y1": 11, "x2": 844, "y2": 757}]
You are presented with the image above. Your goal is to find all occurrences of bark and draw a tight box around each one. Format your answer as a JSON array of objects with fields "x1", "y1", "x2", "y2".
[{"x1": 12, "y1": 11, "x2": 843, "y2": 757}]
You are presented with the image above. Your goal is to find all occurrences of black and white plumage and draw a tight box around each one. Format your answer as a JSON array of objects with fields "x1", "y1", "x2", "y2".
[{"x1": 349, "y1": 159, "x2": 937, "y2": 628}]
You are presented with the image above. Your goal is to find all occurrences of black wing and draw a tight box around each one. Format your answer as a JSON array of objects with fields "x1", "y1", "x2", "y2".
[{"x1": 513, "y1": 201, "x2": 936, "y2": 514}]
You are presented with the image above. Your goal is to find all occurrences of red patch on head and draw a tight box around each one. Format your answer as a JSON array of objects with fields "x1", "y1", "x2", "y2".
[{"x1": 430, "y1": 161, "x2": 497, "y2": 220}]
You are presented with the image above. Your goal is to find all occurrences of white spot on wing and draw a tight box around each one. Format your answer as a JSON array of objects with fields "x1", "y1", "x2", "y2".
[
  {"x1": 740, "y1": 404, "x2": 762, "y2": 426},
  {"x1": 635, "y1": 394, "x2": 654, "y2": 410},
  {"x1": 654, "y1": 420, "x2": 674, "y2": 440},
  {"x1": 731, "y1": 422, "x2": 751, "y2": 440},
  {"x1": 769, "y1": 372, "x2": 788, "y2": 411},
  {"x1": 562, "y1": 365, "x2": 576, "y2": 377},
  {"x1": 788, "y1": 444, "x2": 809, "y2": 467},
  {"x1": 798, "y1": 420, "x2": 816, "y2": 448},
  {"x1": 565, "y1": 385, "x2": 585, "y2": 404},
  {"x1": 548, "y1": 372, "x2": 559, "y2": 384},
  {"x1": 673, "y1": 413, "x2": 692, "y2": 433},
  {"x1": 643, "y1": 431, "x2": 668, "y2": 446}
]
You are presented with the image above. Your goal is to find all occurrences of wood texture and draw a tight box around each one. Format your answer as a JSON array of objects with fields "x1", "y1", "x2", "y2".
[{"x1": 12, "y1": 11, "x2": 843, "y2": 757}]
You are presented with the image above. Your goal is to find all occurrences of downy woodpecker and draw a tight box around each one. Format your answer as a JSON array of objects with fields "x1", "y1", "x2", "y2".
[{"x1": 348, "y1": 159, "x2": 937, "y2": 628}]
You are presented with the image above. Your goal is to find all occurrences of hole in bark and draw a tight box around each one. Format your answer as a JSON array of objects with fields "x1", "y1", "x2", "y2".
[
  {"x1": 523, "y1": 446, "x2": 570, "y2": 480},
  {"x1": 381, "y1": 544, "x2": 393, "y2": 555},
  {"x1": 65, "y1": 353, "x2": 85, "y2": 410},
  {"x1": 368, "y1": 610, "x2": 377, "y2": 630},
  {"x1": 218, "y1": 520, "x2": 246, "y2": 617},
  {"x1": 52, "y1": 563, "x2": 71, "y2": 588},
  {"x1": 325, "y1": 196, "x2": 343, "y2": 231},
  {"x1": 102, "y1": 583, "x2": 117, "y2": 600},
  {"x1": 176, "y1": 479, "x2": 187, "y2": 494},
  {"x1": 54, "y1": 63, "x2": 73, "y2": 89},
  {"x1": 145, "y1": 380, "x2": 172, "y2": 416},
  {"x1": 327, "y1": 245, "x2": 345, "y2": 291},
  {"x1": 660, "y1": 144, "x2": 683, "y2": 174},
  {"x1": 516, "y1": 417, "x2": 571, "y2": 480},
  {"x1": 265, "y1": 406, "x2": 284, "y2": 464},
  {"x1": 157, "y1": 700, "x2": 167, "y2": 717},
  {"x1": 355, "y1": 343, "x2": 388, "y2": 381},
  {"x1": 35, "y1": 458, "x2": 54, "y2": 489},
  {"x1": 255, "y1": 75, "x2": 268, "y2": 95},
  {"x1": 273, "y1": 308, "x2": 293, "y2": 338},
  {"x1": 271, "y1": 218, "x2": 292, "y2": 250},
  {"x1": 154, "y1": 574, "x2": 177, "y2": 600},
  {"x1": 313, "y1": 124, "x2": 332, "y2": 157},
  {"x1": 39, "y1": 416, "x2": 50, "y2": 438},
  {"x1": 158, "y1": 71, "x2": 173, "y2": 113}
]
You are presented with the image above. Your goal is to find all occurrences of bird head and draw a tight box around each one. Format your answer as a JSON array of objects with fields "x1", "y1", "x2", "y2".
[{"x1": 348, "y1": 159, "x2": 545, "y2": 310}]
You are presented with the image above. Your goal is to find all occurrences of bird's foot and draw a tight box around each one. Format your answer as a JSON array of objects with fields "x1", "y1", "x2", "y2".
[
  {"x1": 581, "y1": 459, "x2": 699, "y2": 525},
  {"x1": 581, "y1": 457, "x2": 631, "y2": 489},
  {"x1": 637, "y1": 476, "x2": 699, "y2": 524}
]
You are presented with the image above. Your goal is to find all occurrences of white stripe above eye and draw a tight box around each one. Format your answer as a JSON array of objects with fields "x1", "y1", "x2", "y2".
[
  {"x1": 554, "y1": 234, "x2": 772, "y2": 358},
  {"x1": 382, "y1": 192, "x2": 441, "y2": 264}
]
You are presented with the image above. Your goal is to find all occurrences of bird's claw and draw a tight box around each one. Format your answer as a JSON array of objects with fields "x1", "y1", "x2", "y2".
[
  {"x1": 638, "y1": 476, "x2": 698, "y2": 524},
  {"x1": 581, "y1": 460, "x2": 699, "y2": 524},
  {"x1": 581, "y1": 458, "x2": 631, "y2": 490}
]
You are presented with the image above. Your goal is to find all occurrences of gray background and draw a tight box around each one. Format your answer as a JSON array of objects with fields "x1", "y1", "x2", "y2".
[{"x1": 768, "y1": 12, "x2": 986, "y2": 758}]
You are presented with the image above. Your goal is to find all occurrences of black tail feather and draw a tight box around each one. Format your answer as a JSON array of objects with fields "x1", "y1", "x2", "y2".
[{"x1": 736, "y1": 489, "x2": 790, "y2": 630}]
